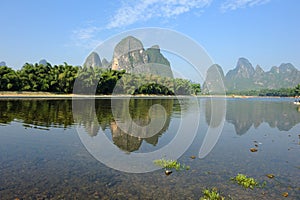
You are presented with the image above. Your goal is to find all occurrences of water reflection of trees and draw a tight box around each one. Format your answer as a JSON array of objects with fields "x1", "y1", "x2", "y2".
[
  {"x1": 2, "y1": 98, "x2": 299, "y2": 139},
  {"x1": 0, "y1": 99, "x2": 178, "y2": 152},
  {"x1": 0, "y1": 100, "x2": 73, "y2": 128},
  {"x1": 223, "y1": 100, "x2": 300, "y2": 135}
]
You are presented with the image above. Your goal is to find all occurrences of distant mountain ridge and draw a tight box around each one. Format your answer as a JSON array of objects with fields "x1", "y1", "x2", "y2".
[
  {"x1": 83, "y1": 52, "x2": 102, "y2": 68},
  {"x1": 0, "y1": 61, "x2": 6, "y2": 66},
  {"x1": 203, "y1": 57, "x2": 300, "y2": 93},
  {"x1": 38, "y1": 59, "x2": 48, "y2": 66}
]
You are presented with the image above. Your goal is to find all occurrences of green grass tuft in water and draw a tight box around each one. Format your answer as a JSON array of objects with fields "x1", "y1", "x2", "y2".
[
  {"x1": 153, "y1": 158, "x2": 190, "y2": 171},
  {"x1": 200, "y1": 188, "x2": 225, "y2": 200},
  {"x1": 231, "y1": 174, "x2": 259, "y2": 189}
]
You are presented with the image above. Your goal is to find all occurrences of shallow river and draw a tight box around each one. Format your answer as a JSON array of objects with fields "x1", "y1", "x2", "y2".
[{"x1": 0, "y1": 97, "x2": 299, "y2": 199}]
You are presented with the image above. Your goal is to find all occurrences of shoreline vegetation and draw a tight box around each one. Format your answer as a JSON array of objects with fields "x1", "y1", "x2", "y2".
[
  {"x1": 0, "y1": 91, "x2": 296, "y2": 99},
  {"x1": 1, "y1": 63, "x2": 299, "y2": 97},
  {"x1": 0, "y1": 64, "x2": 201, "y2": 96}
]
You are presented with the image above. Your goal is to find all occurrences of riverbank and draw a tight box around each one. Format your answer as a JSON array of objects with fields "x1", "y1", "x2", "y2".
[
  {"x1": 0, "y1": 91, "x2": 294, "y2": 99},
  {"x1": 0, "y1": 91, "x2": 189, "y2": 99},
  {"x1": 0, "y1": 91, "x2": 73, "y2": 98}
]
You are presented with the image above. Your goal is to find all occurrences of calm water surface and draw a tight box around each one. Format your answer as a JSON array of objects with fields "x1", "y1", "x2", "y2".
[{"x1": 0, "y1": 97, "x2": 299, "y2": 199}]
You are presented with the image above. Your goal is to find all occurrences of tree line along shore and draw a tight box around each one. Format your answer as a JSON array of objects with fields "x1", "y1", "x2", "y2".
[
  {"x1": 0, "y1": 62, "x2": 299, "y2": 97},
  {"x1": 0, "y1": 63, "x2": 200, "y2": 95}
]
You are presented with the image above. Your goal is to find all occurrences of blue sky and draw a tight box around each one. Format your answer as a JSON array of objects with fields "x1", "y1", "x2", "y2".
[{"x1": 1, "y1": 0, "x2": 299, "y2": 73}]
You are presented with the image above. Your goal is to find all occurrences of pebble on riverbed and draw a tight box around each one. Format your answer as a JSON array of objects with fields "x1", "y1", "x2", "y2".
[
  {"x1": 282, "y1": 192, "x2": 288, "y2": 197},
  {"x1": 165, "y1": 170, "x2": 172, "y2": 176},
  {"x1": 266, "y1": 174, "x2": 275, "y2": 179}
]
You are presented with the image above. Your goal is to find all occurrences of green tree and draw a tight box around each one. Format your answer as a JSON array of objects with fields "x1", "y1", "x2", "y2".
[
  {"x1": 56, "y1": 63, "x2": 79, "y2": 93},
  {"x1": 191, "y1": 83, "x2": 201, "y2": 95},
  {"x1": 73, "y1": 66, "x2": 98, "y2": 94},
  {"x1": 174, "y1": 78, "x2": 191, "y2": 95},
  {"x1": 18, "y1": 63, "x2": 34, "y2": 91},
  {"x1": 18, "y1": 63, "x2": 50, "y2": 91},
  {"x1": 97, "y1": 69, "x2": 125, "y2": 94},
  {"x1": 134, "y1": 83, "x2": 174, "y2": 95},
  {"x1": 294, "y1": 84, "x2": 300, "y2": 96},
  {"x1": 0, "y1": 66, "x2": 20, "y2": 91}
]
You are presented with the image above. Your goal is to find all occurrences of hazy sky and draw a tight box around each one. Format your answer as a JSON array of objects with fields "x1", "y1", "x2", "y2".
[{"x1": 1, "y1": 0, "x2": 299, "y2": 73}]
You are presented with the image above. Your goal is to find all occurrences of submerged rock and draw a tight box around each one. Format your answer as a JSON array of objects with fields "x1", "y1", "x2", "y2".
[
  {"x1": 266, "y1": 174, "x2": 275, "y2": 179},
  {"x1": 165, "y1": 170, "x2": 172, "y2": 176},
  {"x1": 282, "y1": 192, "x2": 288, "y2": 197},
  {"x1": 250, "y1": 148, "x2": 258, "y2": 152}
]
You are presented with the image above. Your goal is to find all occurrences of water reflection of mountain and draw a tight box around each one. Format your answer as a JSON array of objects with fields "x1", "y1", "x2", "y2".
[
  {"x1": 205, "y1": 99, "x2": 226, "y2": 128},
  {"x1": 0, "y1": 99, "x2": 178, "y2": 152},
  {"x1": 225, "y1": 99, "x2": 300, "y2": 135},
  {"x1": 73, "y1": 98, "x2": 175, "y2": 152},
  {"x1": 0, "y1": 100, "x2": 74, "y2": 128}
]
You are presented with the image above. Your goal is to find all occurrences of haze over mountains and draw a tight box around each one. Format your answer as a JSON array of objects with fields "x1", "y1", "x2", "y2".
[{"x1": 203, "y1": 57, "x2": 300, "y2": 93}]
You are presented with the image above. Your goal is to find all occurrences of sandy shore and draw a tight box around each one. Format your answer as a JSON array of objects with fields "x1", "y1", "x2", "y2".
[
  {"x1": 0, "y1": 91, "x2": 293, "y2": 99},
  {"x1": 0, "y1": 91, "x2": 191, "y2": 99},
  {"x1": 0, "y1": 91, "x2": 73, "y2": 98}
]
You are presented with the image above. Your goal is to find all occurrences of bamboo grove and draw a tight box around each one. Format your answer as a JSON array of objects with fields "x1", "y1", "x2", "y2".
[{"x1": 0, "y1": 63, "x2": 201, "y2": 95}]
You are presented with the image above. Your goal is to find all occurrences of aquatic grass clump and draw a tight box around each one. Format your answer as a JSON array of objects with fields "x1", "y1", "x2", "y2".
[
  {"x1": 153, "y1": 158, "x2": 189, "y2": 171},
  {"x1": 231, "y1": 173, "x2": 258, "y2": 189},
  {"x1": 200, "y1": 188, "x2": 225, "y2": 200}
]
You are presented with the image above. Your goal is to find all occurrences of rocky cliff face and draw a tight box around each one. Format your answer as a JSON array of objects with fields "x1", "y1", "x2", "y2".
[
  {"x1": 112, "y1": 36, "x2": 147, "y2": 73},
  {"x1": 262, "y1": 63, "x2": 300, "y2": 89},
  {"x1": 202, "y1": 64, "x2": 225, "y2": 94},
  {"x1": 84, "y1": 52, "x2": 102, "y2": 68},
  {"x1": 112, "y1": 36, "x2": 173, "y2": 77},
  {"x1": 145, "y1": 45, "x2": 170, "y2": 66},
  {"x1": 101, "y1": 58, "x2": 110, "y2": 68},
  {"x1": 226, "y1": 58, "x2": 255, "y2": 80},
  {"x1": 82, "y1": 36, "x2": 173, "y2": 77},
  {"x1": 225, "y1": 58, "x2": 256, "y2": 91},
  {"x1": 203, "y1": 57, "x2": 300, "y2": 92}
]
